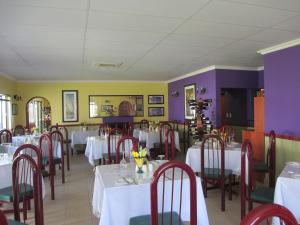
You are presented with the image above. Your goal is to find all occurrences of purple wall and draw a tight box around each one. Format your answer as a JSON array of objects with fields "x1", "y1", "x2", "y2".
[
  {"x1": 264, "y1": 44, "x2": 300, "y2": 135},
  {"x1": 168, "y1": 70, "x2": 217, "y2": 124},
  {"x1": 215, "y1": 69, "x2": 260, "y2": 126},
  {"x1": 258, "y1": 70, "x2": 264, "y2": 88}
]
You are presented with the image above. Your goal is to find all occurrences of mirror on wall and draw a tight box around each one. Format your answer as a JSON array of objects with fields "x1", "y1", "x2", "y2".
[
  {"x1": 26, "y1": 97, "x2": 51, "y2": 131},
  {"x1": 89, "y1": 95, "x2": 144, "y2": 118}
]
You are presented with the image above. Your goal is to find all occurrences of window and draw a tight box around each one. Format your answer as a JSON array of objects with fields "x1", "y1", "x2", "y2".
[{"x1": 0, "y1": 94, "x2": 11, "y2": 130}]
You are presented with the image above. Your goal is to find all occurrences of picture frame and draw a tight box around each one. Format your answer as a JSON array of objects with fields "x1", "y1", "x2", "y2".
[
  {"x1": 148, "y1": 107, "x2": 164, "y2": 117},
  {"x1": 12, "y1": 103, "x2": 18, "y2": 116},
  {"x1": 184, "y1": 83, "x2": 196, "y2": 119},
  {"x1": 148, "y1": 95, "x2": 164, "y2": 104},
  {"x1": 62, "y1": 90, "x2": 78, "y2": 122}
]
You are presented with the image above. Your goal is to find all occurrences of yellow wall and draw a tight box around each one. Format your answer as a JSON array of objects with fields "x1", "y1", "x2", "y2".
[
  {"x1": 15, "y1": 82, "x2": 168, "y2": 126},
  {"x1": 0, "y1": 75, "x2": 17, "y2": 127}
]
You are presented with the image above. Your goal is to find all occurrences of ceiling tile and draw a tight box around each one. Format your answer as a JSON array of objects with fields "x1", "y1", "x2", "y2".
[
  {"x1": 192, "y1": 0, "x2": 298, "y2": 27},
  {"x1": 274, "y1": 15, "x2": 300, "y2": 33},
  {"x1": 175, "y1": 20, "x2": 262, "y2": 39},
  {"x1": 90, "y1": 0, "x2": 209, "y2": 18},
  {"x1": 2, "y1": 0, "x2": 88, "y2": 10},
  {"x1": 0, "y1": 5, "x2": 86, "y2": 28},
  {"x1": 246, "y1": 29, "x2": 300, "y2": 43},
  {"x1": 88, "y1": 11, "x2": 182, "y2": 33},
  {"x1": 227, "y1": 0, "x2": 300, "y2": 12}
]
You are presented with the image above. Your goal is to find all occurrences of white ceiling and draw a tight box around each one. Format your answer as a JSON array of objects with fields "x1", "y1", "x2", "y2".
[{"x1": 0, "y1": 0, "x2": 300, "y2": 81}]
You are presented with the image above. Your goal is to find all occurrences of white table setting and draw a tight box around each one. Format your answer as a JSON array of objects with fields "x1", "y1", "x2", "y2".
[
  {"x1": 71, "y1": 130, "x2": 98, "y2": 148},
  {"x1": 274, "y1": 161, "x2": 300, "y2": 224},
  {"x1": 186, "y1": 141, "x2": 242, "y2": 175},
  {"x1": 133, "y1": 128, "x2": 180, "y2": 150},
  {"x1": 92, "y1": 160, "x2": 209, "y2": 225},
  {"x1": 85, "y1": 135, "x2": 132, "y2": 166}
]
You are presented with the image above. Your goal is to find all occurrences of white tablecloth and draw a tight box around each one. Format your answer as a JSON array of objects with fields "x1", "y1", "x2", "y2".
[
  {"x1": 0, "y1": 143, "x2": 17, "y2": 154},
  {"x1": 0, "y1": 154, "x2": 46, "y2": 197},
  {"x1": 12, "y1": 135, "x2": 40, "y2": 146},
  {"x1": 274, "y1": 163, "x2": 300, "y2": 223},
  {"x1": 185, "y1": 142, "x2": 242, "y2": 175},
  {"x1": 134, "y1": 129, "x2": 180, "y2": 151},
  {"x1": 71, "y1": 130, "x2": 98, "y2": 148},
  {"x1": 92, "y1": 163, "x2": 209, "y2": 225},
  {"x1": 85, "y1": 136, "x2": 132, "y2": 166}
]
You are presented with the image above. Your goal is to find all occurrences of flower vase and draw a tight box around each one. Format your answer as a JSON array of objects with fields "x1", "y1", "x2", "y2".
[{"x1": 134, "y1": 157, "x2": 145, "y2": 173}]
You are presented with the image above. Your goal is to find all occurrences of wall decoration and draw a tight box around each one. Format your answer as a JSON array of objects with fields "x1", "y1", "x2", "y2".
[
  {"x1": 148, "y1": 95, "x2": 164, "y2": 104},
  {"x1": 62, "y1": 90, "x2": 78, "y2": 122},
  {"x1": 184, "y1": 83, "x2": 196, "y2": 119},
  {"x1": 148, "y1": 107, "x2": 164, "y2": 117},
  {"x1": 12, "y1": 103, "x2": 18, "y2": 116}
]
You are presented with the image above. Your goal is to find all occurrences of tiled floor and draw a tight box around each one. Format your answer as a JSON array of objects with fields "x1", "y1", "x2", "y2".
[{"x1": 6, "y1": 154, "x2": 241, "y2": 225}]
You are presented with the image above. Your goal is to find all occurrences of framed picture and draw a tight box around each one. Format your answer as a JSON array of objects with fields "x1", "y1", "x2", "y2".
[
  {"x1": 12, "y1": 103, "x2": 18, "y2": 116},
  {"x1": 62, "y1": 90, "x2": 78, "y2": 122},
  {"x1": 184, "y1": 84, "x2": 196, "y2": 119},
  {"x1": 148, "y1": 95, "x2": 164, "y2": 104},
  {"x1": 148, "y1": 107, "x2": 164, "y2": 117}
]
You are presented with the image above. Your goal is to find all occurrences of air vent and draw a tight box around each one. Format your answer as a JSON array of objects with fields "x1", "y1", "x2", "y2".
[{"x1": 92, "y1": 62, "x2": 123, "y2": 69}]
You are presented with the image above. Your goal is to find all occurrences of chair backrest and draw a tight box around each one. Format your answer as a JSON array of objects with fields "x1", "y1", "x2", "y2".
[
  {"x1": 0, "y1": 129, "x2": 12, "y2": 144},
  {"x1": 159, "y1": 122, "x2": 172, "y2": 150},
  {"x1": 13, "y1": 144, "x2": 42, "y2": 170},
  {"x1": 13, "y1": 125, "x2": 25, "y2": 136},
  {"x1": 267, "y1": 130, "x2": 276, "y2": 187},
  {"x1": 107, "y1": 128, "x2": 123, "y2": 163},
  {"x1": 58, "y1": 126, "x2": 69, "y2": 142},
  {"x1": 98, "y1": 123, "x2": 108, "y2": 136},
  {"x1": 240, "y1": 204, "x2": 298, "y2": 225},
  {"x1": 200, "y1": 135, "x2": 225, "y2": 180},
  {"x1": 12, "y1": 154, "x2": 44, "y2": 225},
  {"x1": 151, "y1": 161, "x2": 197, "y2": 225},
  {"x1": 124, "y1": 122, "x2": 134, "y2": 137},
  {"x1": 115, "y1": 136, "x2": 138, "y2": 163},
  {"x1": 170, "y1": 120, "x2": 179, "y2": 131},
  {"x1": 39, "y1": 133, "x2": 53, "y2": 171},
  {"x1": 165, "y1": 129, "x2": 176, "y2": 160},
  {"x1": 50, "y1": 130, "x2": 64, "y2": 159},
  {"x1": 140, "y1": 119, "x2": 149, "y2": 129},
  {"x1": 49, "y1": 123, "x2": 59, "y2": 132},
  {"x1": 0, "y1": 209, "x2": 8, "y2": 225},
  {"x1": 240, "y1": 139, "x2": 253, "y2": 219}
]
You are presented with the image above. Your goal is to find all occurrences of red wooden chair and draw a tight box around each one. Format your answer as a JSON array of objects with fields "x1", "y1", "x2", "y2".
[
  {"x1": 253, "y1": 130, "x2": 276, "y2": 187},
  {"x1": 50, "y1": 130, "x2": 65, "y2": 184},
  {"x1": 39, "y1": 133, "x2": 55, "y2": 200},
  {"x1": 124, "y1": 122, "x2": 134, "y2": 137},
  {"x1": 12, "y1": 154, "x2": 44, "y2": 225},
  {"x1": 58, "y1": 126, "x2": 71, "y2": 171},
  {"x1": 201, "y1": 135, "x2": 232, "y2": 211},
  {"x1": 98, "y1": 123, "x2": 108, "y2": 136},
  {"x1": 103, "y1": 128, "x2": 124, "y2": 164},
  {"x1": 13, "y1": 125, "x2": 25, "y2": 136},
  {"x1": 115, "y1": 136, "x2": 138, "y2": 163},
  {"x1": 49, "y1": 123, "x2": 58, "y2": 132},
  {"x1": 0, "y1": 209, "x2": 8, "y2": 225},
  {"x1": 158, "y1": 122, "x2": 172, "y2": 154},
  {"x1": 140, "y1": 119, "x2": 149, "y2": 130},
  {"x1": 164, "y1": 129, "x2": 176, "y2": 160},
  {"x1": 0, "y1": 129, "x2": 12, "y2": 144},
  {"x1": 240, "y1": 204, "x2": 298, "y2": 225},
  {"x1": 130, "y1": 161, "x2": 197, "y2": 225},
  {"x1": 241, "y1": 139, "x2": 274, "y2": 219},
  {"x1": 0, "y1": 144, "x2": 41, "y2": 218}
]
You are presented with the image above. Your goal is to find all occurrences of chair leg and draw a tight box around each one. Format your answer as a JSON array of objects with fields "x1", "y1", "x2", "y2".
[
  {"x1": 202, "y1": 180, "x2": 207, "y2": 198},
  {"x1": 248, "y1": 200, "x2": 253, "y2": 212},
  {"x1": 98, "y1": 159, "x2": 102, "y2": 165},
  {"x1": 62, "y1": 161, "x2": 65, "y2": 184},
  {"x1": 221, "y1": 181, "x2": 225, "y2": 211},
  {"x1": 23, "y1": 200, "x2": 27, "y2": 221},
  {"x1": 66, "y1": 144, "x2": 70, "y2": 171},
  {"x1": 228, "y1": 175, "x2": 232, "y2": 201},
  {"x1": 28, "y1": 199, "x2": 31, "y2": 210},
  {"x1": 50, "y1": 174, "x2": 55, "y2": 200}
]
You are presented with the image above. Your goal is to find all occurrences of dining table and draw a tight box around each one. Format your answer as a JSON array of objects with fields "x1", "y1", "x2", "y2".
[
  {"x1": 71, "y1": 130, "x2": 98, "y2": 148},
  {"x1": 274, "y1": 162, "x2": 300, "y2": 224},
  {"x1": 92, "y1": 161, "x2": 209, "y2": 225},
  {"x1": 185, "y1": 142, "x2": 242, "y2": 175},
  {"x1": 133, "y1": 128, "x2": 181, "y2": 151},
  {"x1": 85, "y1": 135, "x2": 132, "y2": 166}
]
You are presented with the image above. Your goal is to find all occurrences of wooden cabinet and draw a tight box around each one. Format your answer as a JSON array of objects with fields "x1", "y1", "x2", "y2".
[{"x1": 242, "y1": 96, "x2": 265, "y2": 160}]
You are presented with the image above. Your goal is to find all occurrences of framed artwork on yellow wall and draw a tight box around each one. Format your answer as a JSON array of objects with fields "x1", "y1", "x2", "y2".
[
  {"x1": 184, "y1": 84, "x2": 196, "y2": 119},
  {"x1": 62, "y1": 90, "x2": 78, "y2": 122}
]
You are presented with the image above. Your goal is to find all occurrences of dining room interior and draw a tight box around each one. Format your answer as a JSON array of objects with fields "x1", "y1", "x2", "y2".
[{"x1": 0, "y1": 0, "x2": 300, "y2": 225}]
